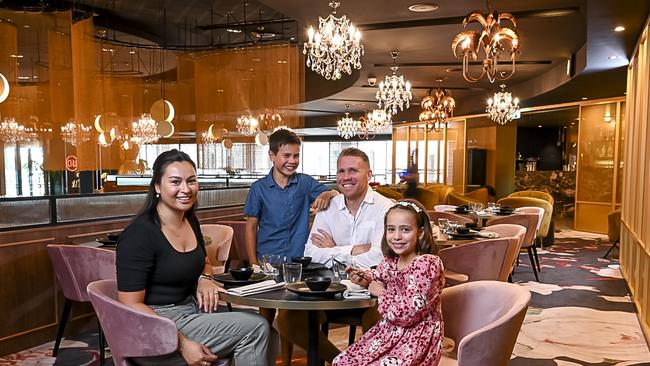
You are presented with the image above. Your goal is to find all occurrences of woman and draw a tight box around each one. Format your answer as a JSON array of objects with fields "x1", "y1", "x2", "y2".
[{"x1": 117, "y1": 149, "x2": 276, "y2": 366}]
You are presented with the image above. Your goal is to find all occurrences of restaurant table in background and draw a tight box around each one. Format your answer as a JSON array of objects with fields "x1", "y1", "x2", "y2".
[{"x1": 219, "y1": 273, "x2": 376, "y2": 366}]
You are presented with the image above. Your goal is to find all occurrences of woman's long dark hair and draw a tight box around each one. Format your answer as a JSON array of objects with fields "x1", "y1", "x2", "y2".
[
  {"x1": 134, "y1": 149, "x2": 198, "y2": 226},
  {"x1": 381, "y1": 199, "x2": 437, "y2": 258}
]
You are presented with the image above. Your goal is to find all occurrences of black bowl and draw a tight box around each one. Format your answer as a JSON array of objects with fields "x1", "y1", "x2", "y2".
[
  {"x1": 230, "y1": 268, "x2": 254, "y2": 280},
  {"x1": 305, "y1": 276, "x2": 332, "y2": 291},
  {"x1": 107, "y1": 233, "x2": 120, "y2": 241},
  {"x1": 292, "y1": 256, "x2": 312, "y2": 268},
  {"x1": 456, "y1": 227, "x2": 470, "y2": 234},
  {"x1": 465, "y1": 222, "x2": 478, "y2": 229}
]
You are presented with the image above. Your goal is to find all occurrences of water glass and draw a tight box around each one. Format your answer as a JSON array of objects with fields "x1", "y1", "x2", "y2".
[
  {"x1": 282, "y1": 263, "x2": 302, "y2": 284},
  {"x1": 260, "y1": 254, "x2": 279, "y2": 276},
  {"x1": 438, "y1": 218, "x2": 450, "y2": 233},
  {"x1": 331, "y1": 257, "x2": 348, "y2": 282},
  {"x1": 487, "y1": 202, "x2": 496, "y2": 212}
]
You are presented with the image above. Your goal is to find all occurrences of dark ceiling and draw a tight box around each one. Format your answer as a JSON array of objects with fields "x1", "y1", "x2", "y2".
[{"x1": 0, "y1": 0, "x2": 648, "y2": 129}]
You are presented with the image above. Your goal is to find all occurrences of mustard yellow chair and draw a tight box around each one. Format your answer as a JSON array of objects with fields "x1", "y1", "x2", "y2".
[
  {"x1": 374, "y1": 186, "x2": 404, "y2": 201},
  {"x1": 447, "y1": 190, "x2": 484, "y2": 206},
  {"x1": 465, "y1": 188, "x2": 489, "y2": 206},
  {"x1": 497, "y1": 197, "x2": 553, "y2": 243},
  {"x1": 509, "y1": 190, "x2": 554, "y2": 206},
  {"x1": 423, "y1": 185, "x2": 455, "y2": 204},
  {"x1": 413, "y1": 188, "x2": 439, "y2": 210},
  {"x1": 604, "y1": 210, "x2": 621, "y2": 259}
]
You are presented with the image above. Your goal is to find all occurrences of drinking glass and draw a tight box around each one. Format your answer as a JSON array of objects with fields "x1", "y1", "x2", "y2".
[
  {"x1": 331, "y1": 256, "x2": 348, "y2": 282},
  {"x1": 438, "y1": 218, "x2": 450, "y2": 233},
  {"x1": 282, "y1": 263, "x2": 302, "y2": 284},
  {"x1": 260, "y1": 254, "x2": 279, "y2": 276},
  {"x1": 487, "y1": 202, "x2": 496, "y2": 212}
]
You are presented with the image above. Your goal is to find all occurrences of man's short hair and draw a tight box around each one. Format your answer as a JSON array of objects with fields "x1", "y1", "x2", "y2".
[
  {"x1": 338, "y1": 147, "x2": 370, "y2": 167},
  {"x1": 269, "y1": 128, "x2": 301, "y2": 154}
]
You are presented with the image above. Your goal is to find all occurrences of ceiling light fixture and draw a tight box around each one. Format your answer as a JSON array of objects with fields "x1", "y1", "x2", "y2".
[
  {"x1": 451, "y1": 3, "x2": 520, "y2": 83},
  {"x1": 376, "y1": 50, "x2": 412, "y2": 115},
  {"x1": 337, "y1": 104, "x2": 358, "y2": 139},
  {"x1": 614, "y1": 26, "x2": 625, "y2": 32},
  {"x1": 419, "y1": 88, "x2": 456, "y2": 132},
  {"x1": 303, "y1": 1, "x2": 364, "y2": 80},
  {"x1": 130, "y1": 113, "x2": 160, "y2": 144},
  {"x1": 408, "y1": 3, "x2": 439, "y2": 12},
  {"x1": 0, "y1": 117, "x2": 36, "y2": 143},
  {"x1": 236, "y1": 114, "x2": 260, "y2": 135},
  {"x1": 366, "y1": 109, "x2": 392, "y2": 133},
  {"x1": 486, "y1": 84, "x2": 519, "y2": 125},
  {"x1": 60, "y1": 120, "x2": 91, "y2": 146}
]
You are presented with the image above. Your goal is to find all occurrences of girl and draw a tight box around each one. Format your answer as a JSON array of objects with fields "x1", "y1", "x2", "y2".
[{"x1": 333, "y1": 199, "x2": 444, "y2": 366}]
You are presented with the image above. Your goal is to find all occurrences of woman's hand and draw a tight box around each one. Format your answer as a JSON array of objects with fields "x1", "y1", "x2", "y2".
[
  {"x1": 197, "y1": 277, "x2": 222, "y2": 313},
  {"x1": 346, "y1": 266, "x2": 372, "y2": 288},
  {"x1": 179, "y1": 335, "x2": 218, "y2": 366}
]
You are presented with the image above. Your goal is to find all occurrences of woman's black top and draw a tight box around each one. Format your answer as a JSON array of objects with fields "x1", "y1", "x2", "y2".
[{"x1": 116, "y1": 214, "x2": 206, "y2": 305}]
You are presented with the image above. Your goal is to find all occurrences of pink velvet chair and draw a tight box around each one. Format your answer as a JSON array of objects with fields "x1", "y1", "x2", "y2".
[
  {"x1": 87, "y1": 279, "x2": 231, "y2": 366},
  {"x1": 482, "y1": 223, "x2": 526, "y2": 282},
  {"x1": 427, "y1": 211, "x2": 476, "y2": 226},
  {"x1": 439, "y1": 281, "x2": 530, "y2": 366},
  {"x1": 487, "y1": 213, "x2": 541, "y2": 281},
  {"x1": 47, "y1": 244, "x2": 116, "y2": 363},
  {"x1": 216, "y1": 220, "x2": 250, "y2": 269},
  {"x1": 438, "y1": 239, "x2": 510, "y2": 286},
  {"x1": 200, "y1": 224, "x2": 234, "y2": 274}
]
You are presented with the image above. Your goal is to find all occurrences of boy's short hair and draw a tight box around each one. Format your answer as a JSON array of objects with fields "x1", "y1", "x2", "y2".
[
  {"x1": 269, "y1": 128, "x2": 301, "y2": 154},
  {"x1": 337, "y1": 147, "x2": 370, "y2": 167}
]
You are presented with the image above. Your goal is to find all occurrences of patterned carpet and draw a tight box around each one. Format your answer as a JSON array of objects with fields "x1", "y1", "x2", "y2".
[{"x1": 2, "y1": 232, "x2": 648, "y2": 366}]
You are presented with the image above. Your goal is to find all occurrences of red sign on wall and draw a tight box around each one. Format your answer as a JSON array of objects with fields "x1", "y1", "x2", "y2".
[{"x1": 65, "y1": 155, "x2": 78, "y2": 172}]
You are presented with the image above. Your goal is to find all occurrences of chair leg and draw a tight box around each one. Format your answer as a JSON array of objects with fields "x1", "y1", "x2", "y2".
[
  {"x1": 527, "y1": 248, "x2": 540, "y2": 282},
  {"x1": 226, "y1": 302, "x2": 233, "y2": 312},
  {"x1": 53, "y1": 299, "x2": 72, "y2": 357},
  {"x1": 280, "y1": 336, "x2": 293, "y2": 366},
  {"x1": 348, "y1": 325, "x2": 357, "y2": 345},
  {"x1": 98, "y1": 320, "x2": 105, "y2": 365},
  {"x1": 603, "y1": 240, "x2": 620, "y2": 258},
  {"x1": 532, "y1": 245, "x2": 541, "y2": 272}
]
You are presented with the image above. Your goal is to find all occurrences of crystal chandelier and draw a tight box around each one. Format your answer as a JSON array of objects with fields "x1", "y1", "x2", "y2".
[
  {"x1": 365, "y1": 109, "x2": 392, "y2": 133},
  {"x1": 60, "y1": 120, "x2": 91, "y2": 146},
  {"x1": 303, "y1": 1, "x2": 364, "y2": 80},
  {"x1": 0, "y1": 117, "x2": 36, "y2": 143},
  {"x1": 258, "y1": 112, "x2": 283, "y2": 132},
  {"x1": 130, "y1": 113, "x2": 160, "y2": 144},
  {"x1": 236, "y1": 114, "x2": 260, "y2": 135},
  {"x1": 486, "y1": 85, "x2": 520, "y2": 125},
  {"x1": 376, "y1": 50, "x2": 412, "y2": 115},
  {"x1": 337, "y1": 105, "x2": 358, "y2": 139},
  {"x1": 419, "y1": 89, "x2": 456, "y2": 132},
  {"x1": 451, "y1": 4, "x2": 520, "y2": 83}
]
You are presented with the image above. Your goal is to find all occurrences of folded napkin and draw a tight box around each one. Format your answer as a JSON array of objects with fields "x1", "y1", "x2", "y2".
[
  {"x1": 477, "y1": 230, "x2": 499, "y2": 238},
  {"x1": 340, "y1": 280, "x2": 371, "y2": 299},
  {"x1": 227, "y1": 280, "x2": 286, "y2": 296}
]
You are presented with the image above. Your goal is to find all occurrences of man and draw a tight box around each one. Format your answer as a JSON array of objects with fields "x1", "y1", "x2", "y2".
[
  {"x1": 244, "y1": 128, "x2": 337, "y2": 265},
  {"x1": 278, "y1": 147, "x2": 392, "y2": 364},
  {"x1": 304, "y1": 147, "x2": 394, "y2": 268}
]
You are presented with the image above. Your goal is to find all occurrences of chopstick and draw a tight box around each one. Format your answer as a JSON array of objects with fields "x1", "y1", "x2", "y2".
[{"x1": 332, "y1": 257, "x2": 372, "y2": 282}]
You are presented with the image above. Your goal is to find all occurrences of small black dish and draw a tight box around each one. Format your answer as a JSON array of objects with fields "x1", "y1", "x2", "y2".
[
  {"x1": 286, "y1": 282, "x2": 347, "y2": 298},
  {"x1": 292, "y1": 256, "x2": 312, "y2": 268},
  {"x1": 456, "y1": 227, "x2": 470, "y2": 234},
  {"x1": 107, "y1": 233, "x2": 120, "y2": 241},
  {"x1": 465, "y1": 222, "x2": 478, "y2": 229},
  {"x1": 305, "y1": 276, "x2": 331, "y2": 291},
  {"x1": 96, "y1": 238, "x2": 117, "y2": 247},
  {"x1": 230, "y1": 268, "x2": 254, "y2": 280}
]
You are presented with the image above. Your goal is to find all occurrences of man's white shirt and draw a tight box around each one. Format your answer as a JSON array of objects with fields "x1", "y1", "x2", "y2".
[{"x1": 304, "y1": 187, "x2": 393, "y2": 268}]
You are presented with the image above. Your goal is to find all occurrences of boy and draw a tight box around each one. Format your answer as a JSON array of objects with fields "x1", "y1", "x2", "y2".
[{"x1": 244, "y1": 128, "x2": 337, "y2": 265}]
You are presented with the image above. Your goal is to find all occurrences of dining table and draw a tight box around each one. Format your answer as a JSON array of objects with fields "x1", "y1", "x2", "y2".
[{"x1": 219, "y1": 269, "x2": 376, "y2": 366}]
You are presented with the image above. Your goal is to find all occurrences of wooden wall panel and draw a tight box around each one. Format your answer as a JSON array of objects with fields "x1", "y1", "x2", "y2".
[{"x1": 620, "y1": 19, "x2": 650, "y2": 338}]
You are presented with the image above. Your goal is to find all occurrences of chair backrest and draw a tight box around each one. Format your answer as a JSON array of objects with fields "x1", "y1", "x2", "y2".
[
  {"x1": 413, "y1": 188, "x2": 439, "y2": 210},
  {"x1": 447, "y1": 190, "x2": 483, "y2": 206},
  {"x1": 514, "y1": 206, "x2": 544, "y2": 236},
  {"x1": 427, "y1": 211, "x2": 476, "y2": 225},
  {"x1": 200, "y1": 224, "x2": 234, "y2": 274},
  {"x1": 216, "y1": 220, "x2": 249, "y2": 268},
  {"x1": 47, "y1": 244, "x2": 116, "y2": 302},
  {"x1": 87, "y1": 279, "x2": 178, "y2": 366},
  {"x1": 482, "y1": 224, "x2": 527, "y2": 280},
  {"x1": 434, "y1": 204, "x2": 458, "y2": 212},
  {"x1": 487, "y1": 213, "x2": 537, "y2": 249},
  {"x1": 438, "y1": 239, "x2": 510, "y2": 282},
  {"x1": 497, "y1": 197, "x2": 553, "y2": 238},
  {"x1": 464, "y1": 188, "x2": 489, "y2": 205},
  {"x1": 423, "y1": 184, "x2": 455, "y2": 203},
  {"x1": 508, "y1": 190, "x2": 554, "y2": 205},
  {"x1": 607, "y1": 210, "x2": 622, "y2": 243},
  {"x1": 441, "y1": 281, "x2": 530, "y2": 366}
]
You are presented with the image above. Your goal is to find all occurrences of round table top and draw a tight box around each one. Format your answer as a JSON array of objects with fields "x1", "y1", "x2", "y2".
[{"x1": 220, "y1": 287, "x2": 377, "y2": 311}]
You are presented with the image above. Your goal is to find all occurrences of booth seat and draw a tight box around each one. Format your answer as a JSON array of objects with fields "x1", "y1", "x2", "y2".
[{"x1": 509, "y1": 190, "x2": 555, "y2": 206}]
